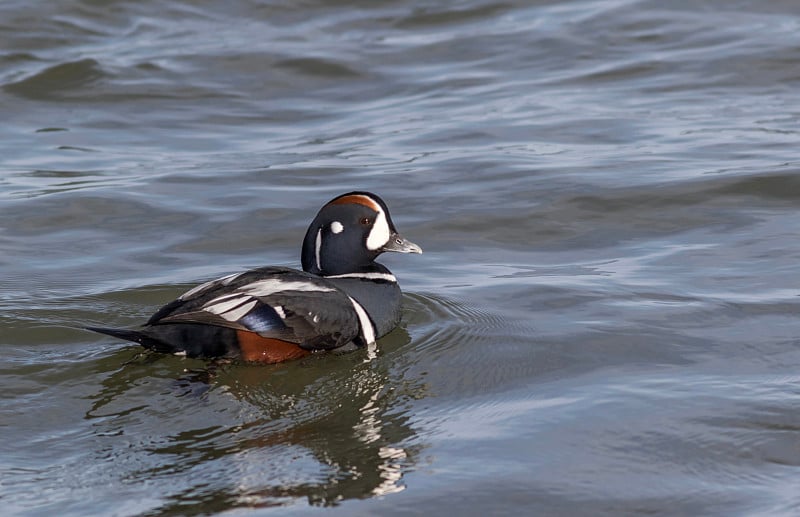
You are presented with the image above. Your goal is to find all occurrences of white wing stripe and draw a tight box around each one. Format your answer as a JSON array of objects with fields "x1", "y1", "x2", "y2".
[
  {"x1": 180, "y1": 272, "x2": 242, "y2": 300},
  {"x1": 221, "y1": 272, "x2": 243, "y2": 285},
  {"x1": 219, "y1": 299, "x2": 258, "y2": 321},
  {"x1": 180, "y1": 280, "x2": 213, "y2": 300},
  {"x1": 183, "y1": 273, "x2": 337, "y2": 302},
  {"x1": 204, "y1": 295, "x2": 252, "y2": 315},
  {"x1": 202, "y1": 292, "x2": 242, "y2": 306},
  {"x1": 348, "y1": 296, "x2": 376, "y2": 345},
  {"x1": 242, "y1": 279, "x2": 335, "y2": 296}
]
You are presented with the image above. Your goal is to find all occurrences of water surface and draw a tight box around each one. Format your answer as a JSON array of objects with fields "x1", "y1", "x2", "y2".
[{"x1": 2, "y1": 0, "x2": 800, "y2": 515}]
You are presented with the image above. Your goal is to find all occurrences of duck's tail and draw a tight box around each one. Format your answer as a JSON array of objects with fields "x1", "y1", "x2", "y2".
[{"x1": 84, "y1": 326, "x2": 161, "y2": 349}]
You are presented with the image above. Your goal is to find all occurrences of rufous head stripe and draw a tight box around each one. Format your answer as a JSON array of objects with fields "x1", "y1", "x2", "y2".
[{"x1": 328, "y1": 194, "x2": 380, "y2": 213}]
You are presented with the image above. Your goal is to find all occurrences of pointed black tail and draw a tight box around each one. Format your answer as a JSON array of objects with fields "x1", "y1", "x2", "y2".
[
  {"x1": 84, "y1": 326, "x2": 165, "y2": 350},
  {"x1": 86, "y1": 324, "x2": 239, "y2": 358}
]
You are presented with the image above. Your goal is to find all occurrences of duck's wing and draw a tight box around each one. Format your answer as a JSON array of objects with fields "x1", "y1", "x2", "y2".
[{"x1": 148, "y1": 266, "x2": 360, "y2": 351}]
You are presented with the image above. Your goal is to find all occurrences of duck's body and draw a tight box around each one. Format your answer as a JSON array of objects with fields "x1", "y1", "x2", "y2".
[{"x1": 86, "y1": 192, "x2": 421, "y2": 363}]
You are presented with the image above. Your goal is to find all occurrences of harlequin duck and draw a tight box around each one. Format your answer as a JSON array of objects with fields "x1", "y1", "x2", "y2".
[{"x1": 86, "y1": 192, "x2": 422, "y2": 363}]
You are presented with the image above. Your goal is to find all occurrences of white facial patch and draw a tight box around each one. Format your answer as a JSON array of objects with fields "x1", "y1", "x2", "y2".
[
  {"x1": 331, "y1": 221, "x2": 344, "y2": 234},
  {"x1": 366, "y1": 206, "x2": 391, "y2": 251}
]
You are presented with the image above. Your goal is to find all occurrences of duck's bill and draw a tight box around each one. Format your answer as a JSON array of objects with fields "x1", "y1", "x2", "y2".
[{"x1": 381, "y1": 233, "x2": 422, "y2": 254}]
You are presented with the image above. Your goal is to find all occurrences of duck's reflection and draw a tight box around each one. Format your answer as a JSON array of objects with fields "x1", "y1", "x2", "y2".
[{"x1": 86, "y1": 324, "x2": 426, "y2": 513}]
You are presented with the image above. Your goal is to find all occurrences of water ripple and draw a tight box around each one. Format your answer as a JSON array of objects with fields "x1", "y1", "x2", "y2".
[
  {"x1": 4, "y1": 58, "x2": 106, "y2": 99},
  {"x1": 3, "y1": 0, "x2": 800, "y2": 514}
]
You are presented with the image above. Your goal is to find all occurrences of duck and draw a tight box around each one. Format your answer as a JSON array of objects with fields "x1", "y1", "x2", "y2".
[{"x1": 86, "y1": 191, "x2": 422, "y2": 363}]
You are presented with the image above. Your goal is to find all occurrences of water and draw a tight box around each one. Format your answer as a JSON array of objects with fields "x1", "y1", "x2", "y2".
[{"x1": 2, "y1": 0, "x2": 800, "y2": 514}]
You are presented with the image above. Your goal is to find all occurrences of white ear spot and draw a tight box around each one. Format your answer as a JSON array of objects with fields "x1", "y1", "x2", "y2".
[{"x1": 331, "y1": 221, "x2": 344, "y2": 234}]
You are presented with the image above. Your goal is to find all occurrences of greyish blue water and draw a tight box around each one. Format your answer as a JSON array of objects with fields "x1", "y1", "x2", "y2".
[{"x1": 2, "y1": 0, "x2": 800, "y2": 515}]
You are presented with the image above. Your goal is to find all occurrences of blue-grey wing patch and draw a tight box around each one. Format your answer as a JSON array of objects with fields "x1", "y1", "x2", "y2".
[{"x1": 238, "y1": 303, "x2": 285, "y2": 333}]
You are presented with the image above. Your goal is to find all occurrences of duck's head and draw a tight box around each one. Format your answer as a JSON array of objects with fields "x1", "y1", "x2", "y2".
[{"x1": 301, "y1": 191, "x2": 422, "y2": 276}]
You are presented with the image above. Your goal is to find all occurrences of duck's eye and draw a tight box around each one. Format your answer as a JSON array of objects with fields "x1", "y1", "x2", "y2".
[{"x1": 360, "y1": 217, "x2": 371, "y2": 226}]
